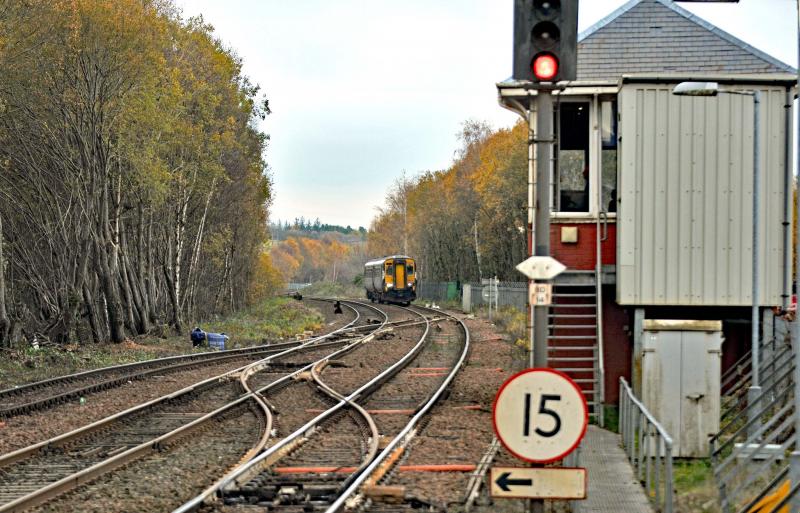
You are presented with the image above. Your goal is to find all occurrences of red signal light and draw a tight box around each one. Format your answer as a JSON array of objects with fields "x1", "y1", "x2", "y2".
[{"x1": 532, "y1": 53, "x2": 559, "y2": 81}]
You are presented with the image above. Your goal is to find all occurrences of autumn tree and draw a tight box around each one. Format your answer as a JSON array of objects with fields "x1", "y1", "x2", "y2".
[
  {"x1": 368, "y1": 119, "x2": 527, "y2": 284},
  {"x1": 0, "y1": 0, "x2": 273, "y2": 346}
]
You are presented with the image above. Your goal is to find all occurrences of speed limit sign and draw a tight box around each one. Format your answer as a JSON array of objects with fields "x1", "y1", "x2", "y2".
[{"x1": 493, "y1": 368, "x2": 588, "y2": 463}]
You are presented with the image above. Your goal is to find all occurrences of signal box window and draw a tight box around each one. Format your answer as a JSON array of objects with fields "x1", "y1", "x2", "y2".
[
  {"x1": 601, "y1": 99, "x2": 618, "y2": 213},
  {"x1": 556, "y1": 102, "x2": 590, "y2": 213}
]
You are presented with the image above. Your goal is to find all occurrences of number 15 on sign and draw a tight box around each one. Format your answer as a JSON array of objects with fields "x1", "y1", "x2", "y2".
[{"x1": 492, "y1": 368, "x2": 588, "y2": 463}]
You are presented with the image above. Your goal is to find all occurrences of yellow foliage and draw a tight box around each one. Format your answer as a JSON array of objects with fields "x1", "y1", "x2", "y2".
[
  {"x1": 248, "y1": 250, "x2": 286, "y2": 302},
  {"x1": 270, "y1": 236, "x2": 353, "y2": 282}
]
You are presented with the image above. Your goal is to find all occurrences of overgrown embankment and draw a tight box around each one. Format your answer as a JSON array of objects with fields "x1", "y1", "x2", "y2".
[{"x1": 0, "y1": 297, "x2": 323, "y2": 389}]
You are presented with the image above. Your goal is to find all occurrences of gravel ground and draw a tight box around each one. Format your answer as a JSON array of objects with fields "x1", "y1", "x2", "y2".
[
  {"x1": 319, "y1": 324, "x2": 425, "y2": 397},
  {"x1": 32, "y1": 403, "x2": 264, "y2": 513},
  {"x1": 267, "y1": 381, "x2": 332, "y2": 437},
  {"x1": 0, "y1": 359, "x2": 254, "y2": 455},
  {"x1": 0, "y1": 316, "x2": 361, "y2": 457},
  {"x1": 0, "y1": 348, "x2": 283, "y2": 414},
  {"x1": 0, "y1": 381, "x2": 246, "y2": 507},
  {"x1": 362, "y1": 317, "x2": 466, "y2": 437},
  {"x1": 367, "y1": 313, "x2": 529, "y2": 512},
  {"x1": 303, "y1": 298, "x2": 356, "y2": 333}
]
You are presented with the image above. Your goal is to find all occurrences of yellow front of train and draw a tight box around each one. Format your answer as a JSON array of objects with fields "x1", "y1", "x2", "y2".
[{"x1": 383, "y1": 256, "x2": 417, "y2": 305}]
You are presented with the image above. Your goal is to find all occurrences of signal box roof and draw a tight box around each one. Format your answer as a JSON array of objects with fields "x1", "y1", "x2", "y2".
[{"x1": 575, "y1": 0, "x2": 795, "y2": 81}]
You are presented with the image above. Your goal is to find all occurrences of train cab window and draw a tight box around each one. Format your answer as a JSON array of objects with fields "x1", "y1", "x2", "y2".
[
  {"x1": 406, "y1": 264, "x2": 414, "y2": 274},
  {"x1": 556, "y1": 101, "x2": 590, "y2": 213}
]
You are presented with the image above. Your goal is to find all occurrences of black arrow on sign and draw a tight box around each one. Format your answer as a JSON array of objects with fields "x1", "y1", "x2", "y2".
[{"x1": 496, "y1": 472, "x2": 533, "y2": 492}]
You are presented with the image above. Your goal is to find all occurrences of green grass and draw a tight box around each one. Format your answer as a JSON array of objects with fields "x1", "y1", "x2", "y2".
[
  {"x1": 673, "y1": 459, "x2": 720, "y2": 513},
  {"x1": 207, "y1": 296, "x2": 324, "y2": 345},
  {"x1": 490, "y1": 307, "x2": 528, "y2": 347},
  {"x1": 603, "y1": 405, "x2": 619, "y2": 432},
  {"x1": 0, "y1": 336, "x2": 191, "y2": 389},
  {"x1": 0, "y1": 296, "x2": 325, "y2": 389}
]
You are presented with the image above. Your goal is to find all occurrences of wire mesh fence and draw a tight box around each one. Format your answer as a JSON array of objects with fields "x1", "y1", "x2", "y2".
[
  {"x1": 415, "y1": 281, "x2": 528, "y2": 313},
  {"x1": 463, "y1": 282, "x2": 528, "y2": 313}
]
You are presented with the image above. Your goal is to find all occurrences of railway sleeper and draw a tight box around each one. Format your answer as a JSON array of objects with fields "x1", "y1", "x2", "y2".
[{"x1": 229, "y1": 482, "x2": 344, "y2": 504}]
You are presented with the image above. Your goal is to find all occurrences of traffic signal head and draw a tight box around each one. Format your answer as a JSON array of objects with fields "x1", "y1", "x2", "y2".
[{"x1": 513, "y1": 0, "x2": 579, "y2": 83}]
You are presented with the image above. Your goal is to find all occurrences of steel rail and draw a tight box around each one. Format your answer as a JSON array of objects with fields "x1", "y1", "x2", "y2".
[
  {"x1": 0, "y1": 298, "x2": 348, "y2": 400},
  {"x1": 0, "y1": 303, "x2": 365, "y2": 468},
  {"x1": 310, "y1": 357, "x2": 381, "y2": 489},
  {"x1": 228, "y1": 299, "x2": 387, "y2": 464},
  {"x1": 322, "y1": 305, "x2": 470, "y2": 513},
  {"x1": 172, "y1": 301, "x2": 428, "y2": 513},
  {"x1": 0, "y1": 300, "x2": 357, "y2": 419},
  {"x1": 0, "y1": 302, "x2": 379, "y2": 512}
]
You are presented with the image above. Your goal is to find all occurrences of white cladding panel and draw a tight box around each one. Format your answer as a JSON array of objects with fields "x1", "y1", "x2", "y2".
[{"x1": 617, "y1": 83, "x2": 790, "y2": 305}]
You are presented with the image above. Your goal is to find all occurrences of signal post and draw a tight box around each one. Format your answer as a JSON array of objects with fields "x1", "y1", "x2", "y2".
[{"x1": 497, "y1": 2, "x2": 580, "y2": 512}]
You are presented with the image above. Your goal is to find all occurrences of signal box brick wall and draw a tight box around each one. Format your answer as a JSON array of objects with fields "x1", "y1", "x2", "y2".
[
  {"x1": 550, "y1": 222, "x2": 617, "y2": 271},
  {"x1": 601, "y1": 286, "x2": 630, "y2": 405}
]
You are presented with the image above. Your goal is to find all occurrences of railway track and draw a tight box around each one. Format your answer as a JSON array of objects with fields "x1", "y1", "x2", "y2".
[
  {"x1": 0, "y1": 299, "x2": 358, "y2": 420},
  {"x1": 0, "y1": 300, "x2": 470, "y2": 512},
  {"x1": 172, "y1": 302, "x2": 469, "y2": 513},
  {"x1": 0, "y1": 300, "x2": 385, "y2": 513}
]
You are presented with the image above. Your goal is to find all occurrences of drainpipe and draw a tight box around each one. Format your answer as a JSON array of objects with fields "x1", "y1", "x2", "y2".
[{"x1": 784, "y1": 88, "x2": 793, "y2": 311}]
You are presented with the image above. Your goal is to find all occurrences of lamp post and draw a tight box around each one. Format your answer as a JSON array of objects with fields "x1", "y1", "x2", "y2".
[{"x1": 673, "y1": 82, "x2": 762, "y2": 435}]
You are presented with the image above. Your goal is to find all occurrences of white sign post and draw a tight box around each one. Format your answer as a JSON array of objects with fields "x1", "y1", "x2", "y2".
[
  {"x1": 491, "y1": 368, "x2": 589, "y2": 501},
  {"x1": 493, "y1": 368, "x2": 588, "y2": 463},
  {"x1": 490, "y1": 467, "x2": 586, "y2": 499},
  {"x1": 530, "y1": 283, "x2": 552, "y2": 306},
  {"x1": 515, "y1": 256, "x2": 566, "y2": 281}
]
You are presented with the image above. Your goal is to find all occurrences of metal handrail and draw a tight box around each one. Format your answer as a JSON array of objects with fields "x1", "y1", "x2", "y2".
[
  {"x1": 619, "y1": 377, "x2": 674, "y2": 513},
  {"x1": 712, "y1": 363, "x2": 795, "y2": 450},
  {"x1": 721, "y1": 343, "x2": 792, "y2": 411},
  {"x1": 594, "y1": 266, "x2": 606, "y2": 428},
  {"x1": 720, "y1": 346, "x2": 793, "y2": 422},
  {"x1": 710, "y1": 312, "x2": 797, "y2": 513}
]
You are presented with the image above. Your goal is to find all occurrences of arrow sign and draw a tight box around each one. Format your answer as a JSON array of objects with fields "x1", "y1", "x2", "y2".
[
  {"x1": 515, "y1": 256, "x2": 566, "y2": 280},
  {"x1": 490, "y1": 467, "x2": 587, "y2": 500},
  {"x1": 496, "y1": 472, "x2": 533, "y2": 492}
]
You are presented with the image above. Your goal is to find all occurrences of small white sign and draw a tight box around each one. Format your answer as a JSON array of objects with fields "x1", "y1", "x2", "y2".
[
  {"x1": 490, "y1": 467, "x2": 587, "y2": 499},
  {"x1": 516, "y1": 256, "x2": 566, "y2": 281},
  {"x1": 530, "y1": 283, "x2": 552, "y2": 305},
  {"x1": 493, "y1": 368, "x2": 588, "y2": 463}
]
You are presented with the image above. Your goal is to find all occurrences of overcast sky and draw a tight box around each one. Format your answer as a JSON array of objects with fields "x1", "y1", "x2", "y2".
[{"x1": 175, "y1": 0, "x2": 798, "y2": 229}]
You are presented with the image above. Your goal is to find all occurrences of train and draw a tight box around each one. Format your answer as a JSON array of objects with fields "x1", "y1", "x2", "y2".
[{"x1": 364, "y1": 255, "x2": 417, "y2": 305}]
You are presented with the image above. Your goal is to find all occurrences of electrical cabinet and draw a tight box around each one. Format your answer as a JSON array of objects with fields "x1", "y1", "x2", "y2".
[{"x1": 641, "y1": 320, "x2": 723, "y2": 457}]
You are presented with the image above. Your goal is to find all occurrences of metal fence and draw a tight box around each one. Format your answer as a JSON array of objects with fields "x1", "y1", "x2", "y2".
[
  {"x1": 619, "y1": 377, "x2": 674, "y2": 513},
  {"x1": 711, "y1": 313, "x2": 796, "y2": 513},
  {"x1": 415, "y1": 281, "x2": 529, "y2": 313},
  {"x1": 462, "y1": 282, "x2": 527, "y2": 313},
  {"x1": 416, "y1": 281, "x2": 459, "y2": 303}
]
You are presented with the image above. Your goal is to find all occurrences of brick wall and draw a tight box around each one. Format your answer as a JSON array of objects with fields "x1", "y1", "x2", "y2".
[
  {"x1": 549, "y1": 222, "x2": 617, "y2": 270},
  {"x1": 601, "y1": 286, "x2": 631, "y2": 405}
]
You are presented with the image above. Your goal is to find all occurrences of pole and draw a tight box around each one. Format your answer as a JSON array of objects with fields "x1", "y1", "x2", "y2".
[
  {"x1": 528, "y1": 102, "x2": 536, "y2": 368},
  {"x1": 747, "y1": 90, "x2": 763, "y2": 436},
  {"x1": 529, "y1": 89, "x2": 554, "y2": 513},
  {"x1": 790, "y1": 3, "x2": 800, "y2": 510},
  {"x1": 533, "y1": 90, "x2": 552, "y2": 369}
]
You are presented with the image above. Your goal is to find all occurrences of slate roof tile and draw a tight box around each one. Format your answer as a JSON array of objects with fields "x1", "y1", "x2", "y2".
[{"x1": 576, "y1": 0, "x2": 794, "y2": 81}]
